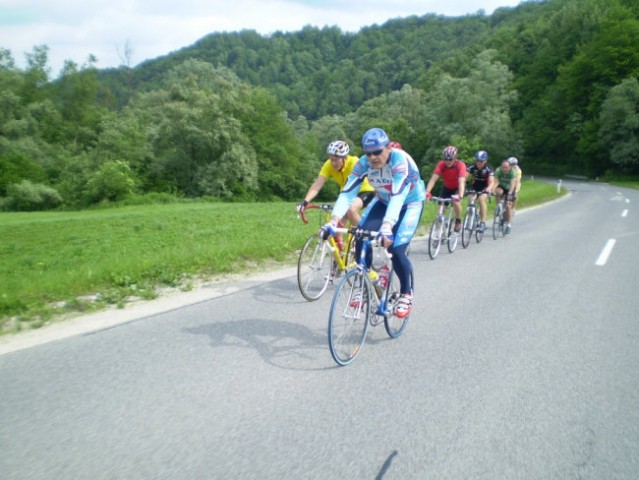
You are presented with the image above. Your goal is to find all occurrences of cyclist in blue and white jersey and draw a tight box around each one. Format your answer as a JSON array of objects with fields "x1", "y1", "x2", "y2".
[{"x1": 320, "y1": 128, "x2": 425, "y2": 318}]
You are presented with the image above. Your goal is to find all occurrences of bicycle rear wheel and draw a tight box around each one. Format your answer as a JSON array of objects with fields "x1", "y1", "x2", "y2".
[
  {"x1": 428, "y1": 218, "x2": 443, "y2": 260},
  {"x1": 461, "y1": 208, "x2": 475, "y2": 249},
  {"x1": 297, "y1": 234, "x2": 334, "y2": 301},
  {"x1": 383, "y1": 267, "x2": 413, "y2": 338},
  {"x1": 328, "y1": 270, "x2": 371, "y2": 366},
  {"x1": 447, "y1": 216, "x2": 459, "y2": 253}
]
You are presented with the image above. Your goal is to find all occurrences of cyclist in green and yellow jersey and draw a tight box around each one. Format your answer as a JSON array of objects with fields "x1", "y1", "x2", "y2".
[{"x1": 494, "y1": 159, "x2": 519, "y2": 235}]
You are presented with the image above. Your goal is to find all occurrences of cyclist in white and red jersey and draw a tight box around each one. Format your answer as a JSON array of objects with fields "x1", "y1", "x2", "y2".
[{"x1": 319, "y1": 128, "x2": 425, "y2": 318}]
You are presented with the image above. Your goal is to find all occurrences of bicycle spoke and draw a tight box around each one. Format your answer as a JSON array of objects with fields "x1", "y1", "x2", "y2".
[
  {"x1": 428, "y1": 219, "x2": 443, "y2": 259},
  {"x1": 328, "y1": 271, "x2": 370, "y2": 366},
  {"x1": 297, "y1": 235, "x2": 333, "y2": 301}
]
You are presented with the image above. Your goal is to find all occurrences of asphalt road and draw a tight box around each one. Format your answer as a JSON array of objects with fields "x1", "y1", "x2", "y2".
[{"x1": 1, "y1": 181, "x2": 638, "y2": 480}]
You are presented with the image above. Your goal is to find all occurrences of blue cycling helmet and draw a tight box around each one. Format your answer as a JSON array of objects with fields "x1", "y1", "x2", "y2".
[
  {"x1": 361, "y1": 128, "x2": 390, "y2": 151},
  {"x1": 475, "y1": 150, "x2": 489, "y2": 161}
]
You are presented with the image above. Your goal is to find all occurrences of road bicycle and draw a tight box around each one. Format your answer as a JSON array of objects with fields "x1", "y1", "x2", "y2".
[
  {"x1": 461, "y1": 190, "x2": 487, "y2": 248},
  {"x1": 327, "y1": 227, "x2": 413, "y2": 366},
  {"x1": 492, "y1": 193, "x2": 513, "y2": 239},
  {"x1": 297, "y1": 204, "x2": 355, "y2": 301},
  {"x1": 427, "y1": 196, "x2": 458, "y2": 259}
]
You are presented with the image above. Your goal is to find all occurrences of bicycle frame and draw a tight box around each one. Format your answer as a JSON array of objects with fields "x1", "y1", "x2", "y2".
[
  {"x1": 428, "y1": 196, "x2": 457, "y2": 258},
  {"x1": 300, "y1": 204, "x2": 353, "y2": 272},
  {"x1": 346, "y1": 228, "x2": 394, "y2": 319}
]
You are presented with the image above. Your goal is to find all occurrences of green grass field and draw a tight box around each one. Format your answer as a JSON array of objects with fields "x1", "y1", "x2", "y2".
[
  {"x1": 0, "y1": 179, "x2": 564, "y2": 333},
  {"x1": 610, "y1": 181, "x2": 639, "y2": 190}
]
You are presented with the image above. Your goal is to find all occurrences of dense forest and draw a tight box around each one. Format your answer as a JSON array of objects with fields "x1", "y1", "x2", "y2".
[{"x1": 1, "y1": 0, "x2": 638, "y2": 211}]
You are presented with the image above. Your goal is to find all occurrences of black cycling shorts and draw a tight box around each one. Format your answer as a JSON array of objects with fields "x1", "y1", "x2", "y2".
[
  {"x1": 358, "y1": 191, "x2": 376, "y2": 208},
  {"x1": 439, "y1": 187, "x2": 459, "y2": 199}
]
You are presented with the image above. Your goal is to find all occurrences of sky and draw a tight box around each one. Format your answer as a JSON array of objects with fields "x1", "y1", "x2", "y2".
[{"x1": 0, "y1": 0, "x2": 523, "y2": 76}]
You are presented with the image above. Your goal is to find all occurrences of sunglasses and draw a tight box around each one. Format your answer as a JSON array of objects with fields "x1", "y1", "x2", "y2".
[{"x1": 365, "y1": 148, "x2": 385, "y2": 157}]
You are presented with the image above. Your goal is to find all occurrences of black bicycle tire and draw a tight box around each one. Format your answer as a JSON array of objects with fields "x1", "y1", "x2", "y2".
[
  {"x1": 428, "y1": 218, "x2": 443, "y2": 260},
  {"x1": 475, "y1": 211, "x2": 485, "y2": 243},
  {"x1": 297, "y1": 234, "x2": 333, "y2": 301},
  {"x1": 383, "y1": 267, "x2": 413, "y2": 338},
  {"x1": 492, "y1": 204, "x2": 502, "y2": 240},
  {"x1": 328, "y1": 269, "x2": 371, "y2": 366},
  {"x1": 461, "y1": 208, "x2": 474, "y2": 249},
  {"x1": 447, "y1": 214, "x2": 458, "y2": 253}
]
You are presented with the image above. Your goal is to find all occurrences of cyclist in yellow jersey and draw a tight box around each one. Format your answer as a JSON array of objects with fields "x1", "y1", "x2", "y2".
[{"x1": 296, "y1": 141, "x2": 375, "y2": 225}]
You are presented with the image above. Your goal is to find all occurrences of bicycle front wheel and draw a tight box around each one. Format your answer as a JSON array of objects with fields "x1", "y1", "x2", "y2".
[
  {"x1": 461, "y1": 209, "x2": 475, "y2": 249},
  {"x1": 492, "y1": 205, "x2": 503, "y2": 240},
  {"x1": 328, "y1": 270, "x2": 371, "y2": 366},
  {"x1": 475, "y1": 212, "x2": 484, "y2": 243},
  {"x1": 383, "y1": 267, "x2": 413, "y2": 338},
  {"x1": 297, "y1": 234, "x2": 334, "y2": 301},
  {"x1": 447, "y1": 216, "x2": 459, "y2": 253},
  {"x1": 428, "y1": 218, "x2": 444, "y2": 260}
]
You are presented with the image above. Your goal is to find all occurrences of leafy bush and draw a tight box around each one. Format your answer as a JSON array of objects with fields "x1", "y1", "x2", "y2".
[
  {"x1": 3, "y1": 180, "x2": 63, "y2": 211},
  {"x1": 85, "y1": 160, "x2": 136, "y2": 204}
]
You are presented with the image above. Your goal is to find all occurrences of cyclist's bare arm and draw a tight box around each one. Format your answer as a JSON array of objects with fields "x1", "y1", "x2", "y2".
[
  {"x1": 457, "y1": 176, "x2": 465, "y2": 198},
  {"x1": 486, "y1": 176, "x2": 495, "y2": 192},
  {"x1": 302, "y1": 175, "x2": 327, "y2": 203},
  {"x1": 425, "y1": 173, "x2": 440, "y2": 194}
]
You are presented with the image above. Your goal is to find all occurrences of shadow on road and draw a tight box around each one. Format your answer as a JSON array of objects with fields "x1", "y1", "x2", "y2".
[{"x1": 183, "y1": 318, "x2": 336, "y2": 371}]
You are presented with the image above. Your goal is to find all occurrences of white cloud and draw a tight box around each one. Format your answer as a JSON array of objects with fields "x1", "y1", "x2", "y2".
[{"x1": 0, "y1": 0, "x2": 522, "y2": 76}]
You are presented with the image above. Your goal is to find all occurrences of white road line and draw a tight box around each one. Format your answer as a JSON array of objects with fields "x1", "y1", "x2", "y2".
[
  {"x1": 622, "y1": 209, "x2": 628, "y2": 217},
  {"x1": 626, "y1": 198, "x2": 630, "y2": 203},
  {"x1": 595, "y1": 239, "x2": 617, "y2": 266}
]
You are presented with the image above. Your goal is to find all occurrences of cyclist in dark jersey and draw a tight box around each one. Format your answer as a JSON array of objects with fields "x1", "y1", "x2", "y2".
[{"x1": 466, "y1": 150, "x2": 494, "y2": 233}]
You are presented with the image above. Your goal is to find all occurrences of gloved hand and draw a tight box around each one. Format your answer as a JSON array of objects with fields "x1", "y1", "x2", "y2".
[
  {"x1": 296, "y1": 200, "x2": 308, "y2": 214},
  {"x1": 426, "y1": 192, "x2": 432, "y2": 201},
  {"x1": 319, "y1": 221, "x2": 337, "y2": 240},
  {"x1": 378, "y1": 223, "x2": 394, "y2": 244}
]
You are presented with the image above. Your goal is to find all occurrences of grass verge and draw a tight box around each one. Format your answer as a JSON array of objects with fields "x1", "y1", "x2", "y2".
[
  {"x1": 609, "y1": 181, "x2": 639, "y2": 191},
  {"x1": 0, "y1": 180, "x2": 564, "y2": 334}
]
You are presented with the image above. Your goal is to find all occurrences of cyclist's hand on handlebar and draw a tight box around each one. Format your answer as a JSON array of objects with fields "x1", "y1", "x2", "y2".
[
  {"x1": 426, "y1": 192, "x2": 432, "y2": 201},
  {"x1": 451, "y1": 194, "x2": 461, "y2": 203},
  {"x1": 377, "y1": 223, "x2": 394, "y2": 247},
  {"x1": 296, "y1": 200, "x2": 308, "y2": 214},
  {"x1": 319, "y1": 221, "x2": 337, "y2": 240}
]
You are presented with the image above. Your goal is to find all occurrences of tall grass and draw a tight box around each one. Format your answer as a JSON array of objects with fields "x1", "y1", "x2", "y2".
[{"x1": 0, "y1": 180, "x2": 564, "y2": 333}]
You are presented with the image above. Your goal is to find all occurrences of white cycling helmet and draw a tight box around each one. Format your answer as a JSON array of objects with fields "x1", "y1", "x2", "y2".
[
  {"x1": 507, "y1": 156, "x2": 518, "y2": 165},
  {"x1": 327, "y1": 140, "x2": 350, "y2": 157}
]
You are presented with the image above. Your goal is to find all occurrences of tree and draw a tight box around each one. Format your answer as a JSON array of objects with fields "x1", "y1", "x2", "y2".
[
  {"x1": 598, "y1": 77, "x2": 639, "y2": 174},
  {"x1": 421, "y1": 50, "x2": 519, "y2": 162},
  {"x1": 85, "y1": 160, "x2": 136, "y2": 203}
]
